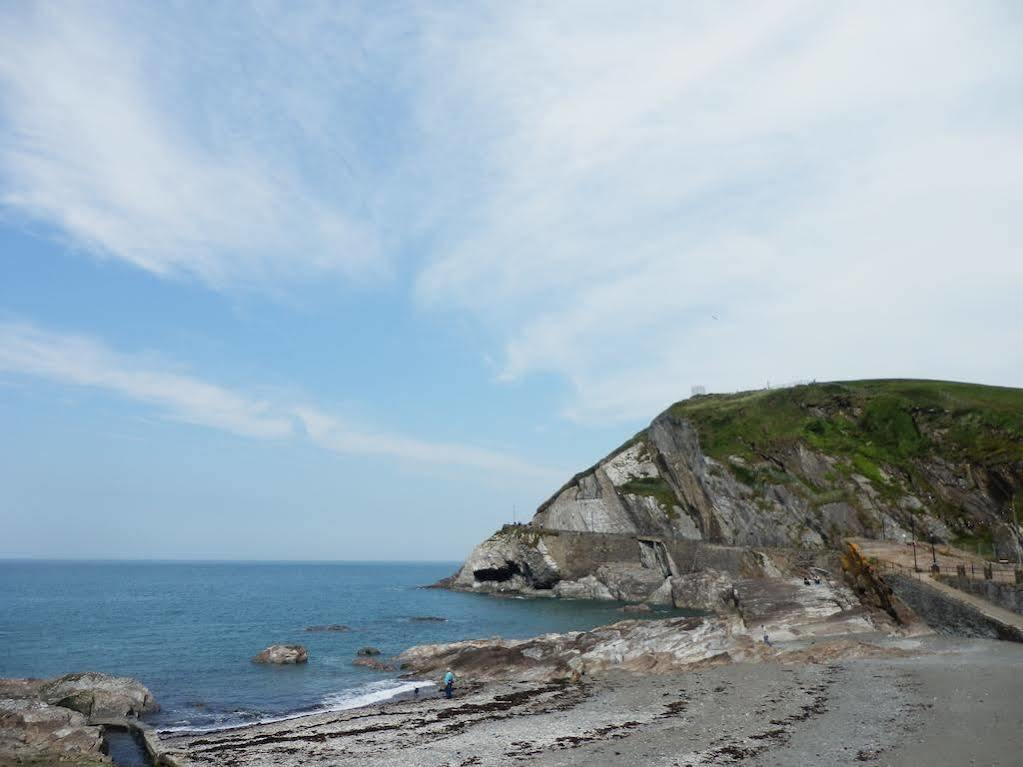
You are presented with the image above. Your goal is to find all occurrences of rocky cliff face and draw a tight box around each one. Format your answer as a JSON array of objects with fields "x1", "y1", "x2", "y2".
[{"x1": 450, "y1": 380, "x2": 1022, "y2": 603}]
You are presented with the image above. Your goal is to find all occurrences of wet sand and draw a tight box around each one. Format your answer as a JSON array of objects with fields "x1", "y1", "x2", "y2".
[{"x1": 162, "y1": 636, "x2": 1023, "y2": 767}]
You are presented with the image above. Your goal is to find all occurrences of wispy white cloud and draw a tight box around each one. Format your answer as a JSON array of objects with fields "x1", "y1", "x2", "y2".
[
  {"x1": 1, "y1": 2, "x2": 1021, "y2": 427},
  {"x1": 0, "y1": 3, "x2": 383, "y2": 290},
  {"x1": 0, "y1": 322, "x2": 293, "y2": 438},
  {"x1": 0, "y1": 321, "x2": 562, "y2": 480},
  {"x1": 411, "y1": 1, "x2": 1023, "y2": 421},
  {"x1": 292, "y1": 406, "x2": 562, "y2": 480}
]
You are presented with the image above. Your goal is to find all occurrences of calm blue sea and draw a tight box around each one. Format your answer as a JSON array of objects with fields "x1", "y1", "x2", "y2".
[{"x1": 0, "y1": 561, "x2": 675, "y2": 732}]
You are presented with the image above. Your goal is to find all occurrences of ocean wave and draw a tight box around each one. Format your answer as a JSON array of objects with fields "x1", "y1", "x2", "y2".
[
  {"x1": 320, "y1": 679, "x2": 436, "y2": 710},
  {"x1": 156, "y1": 678, "x2": 436, "y2": 735}
]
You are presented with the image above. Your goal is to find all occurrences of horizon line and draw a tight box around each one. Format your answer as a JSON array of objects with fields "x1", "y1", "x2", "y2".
[{"x1": 0, "y1": 557, "x2": 462, "y2": 565}]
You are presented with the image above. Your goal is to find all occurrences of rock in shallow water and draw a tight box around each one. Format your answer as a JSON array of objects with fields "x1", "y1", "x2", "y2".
[
  {"x1": 620, "y1": 604, "x2": 651, "y2": 614},
  {"x1": 352, "y1": 657, "x2": 396, "y2": 671},
  {"x1": 553, "y1": 575, "x2": 614, "y2": 601},
  {"x1": 305, "y1": 624, "x2": 351, "y2": 632},
  {"x1": 356, "y1": 646, "x2": 381, "y2": 656},
  {"x1": 253, "y1": 645, "x2": 308, "y2": 664}
]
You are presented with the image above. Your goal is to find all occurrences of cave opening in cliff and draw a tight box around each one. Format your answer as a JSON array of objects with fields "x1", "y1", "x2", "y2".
[{"x1": 473, "y1": 560, "x2": 523, "y2": 582}]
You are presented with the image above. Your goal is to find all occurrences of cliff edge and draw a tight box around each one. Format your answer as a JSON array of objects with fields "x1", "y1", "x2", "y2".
[{"x1": 449, "y1": 379, "x2": 1022, "y2": 605}]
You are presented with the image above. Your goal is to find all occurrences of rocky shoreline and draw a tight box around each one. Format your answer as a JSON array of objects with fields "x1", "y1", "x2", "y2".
[
  {"x1": 156, "y1": 635, "x2": 1023, "y2": 767},
  {"x1": 0, "y1": 546, "x2": 932, "y2": 766},
  {"x1": 0, "y1": 672, "x2": 178, "y2": 766},
  {"x1": 5, "y1": 576, "x2": 1020, "y2": 767}
]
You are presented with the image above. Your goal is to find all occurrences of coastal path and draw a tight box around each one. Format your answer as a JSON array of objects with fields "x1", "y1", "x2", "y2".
[{"x1": 849, "y1": 538, "x2": 1023, "y2": 639}]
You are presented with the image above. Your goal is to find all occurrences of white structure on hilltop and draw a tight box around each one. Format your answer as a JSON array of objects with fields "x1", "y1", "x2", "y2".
[{"x1": 691, "y1": 385, "x2": 707, "y2": 396}]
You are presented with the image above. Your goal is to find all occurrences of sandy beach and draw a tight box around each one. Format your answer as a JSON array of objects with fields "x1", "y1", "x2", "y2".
[{"x1": 162, "y1": 635, "x2": 1023, "y2": 767}]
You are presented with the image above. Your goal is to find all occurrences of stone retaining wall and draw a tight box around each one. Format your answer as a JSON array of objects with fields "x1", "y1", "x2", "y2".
[
  {"x1": 886, "y1": 575, "x2": 1023, "y2": 642},
  {"x1": 933, "y1": 575, "x2": 1023, "y2": 616},
  {"x1": 537, "y1": 531, "x2": 757, "y2": 580}
]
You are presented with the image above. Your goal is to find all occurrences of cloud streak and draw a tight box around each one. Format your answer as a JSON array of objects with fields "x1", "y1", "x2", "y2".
[
  {"x1": 0, "y1": 2, "x2": 1021, "y2": 426},
  {"x1": 0, "y1": 3, "x2": 383, "y2": 290},
  {"x1": 0, "y1": 321, "x2": 562, "y2": 481},
  {"x1": 410, "y1": 1, "x2": 1023, "y2": 421}
]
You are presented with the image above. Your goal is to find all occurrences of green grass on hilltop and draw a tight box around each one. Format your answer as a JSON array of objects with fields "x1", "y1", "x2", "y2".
[{"x1": 663, "y1": 379, "x2": 1023, "y2": 470}]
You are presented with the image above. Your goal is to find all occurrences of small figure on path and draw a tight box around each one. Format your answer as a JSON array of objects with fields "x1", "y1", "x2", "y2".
[
  {"x1": 444, "y1": 669, "x2": 456, "y2": 699},
  {"x1": 762, "y1": 627, "x2": 772, "y2": 647}
]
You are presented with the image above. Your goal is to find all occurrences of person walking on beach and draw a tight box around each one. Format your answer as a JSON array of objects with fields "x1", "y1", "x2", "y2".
[{"x1": 443, "y1": 669, "x2": 456, "y2": 699}]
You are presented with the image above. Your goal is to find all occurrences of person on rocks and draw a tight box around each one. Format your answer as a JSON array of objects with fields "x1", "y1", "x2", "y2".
[
  {"x1": 443, "y1": 669, "x2": 456, "y2": 699},
  {"x1": 762, "y1": 627, "x2": 772, "y2": 647}
]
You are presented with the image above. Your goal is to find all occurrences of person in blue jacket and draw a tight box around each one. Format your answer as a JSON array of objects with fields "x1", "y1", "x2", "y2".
[{"x1": 443, "y1": 669, "x2": 456, "y2": 699}]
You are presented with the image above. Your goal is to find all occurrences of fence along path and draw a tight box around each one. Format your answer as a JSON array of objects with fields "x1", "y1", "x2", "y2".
[{"x1": 871, "y1": 557, "x2": 1023, "y2": 636}]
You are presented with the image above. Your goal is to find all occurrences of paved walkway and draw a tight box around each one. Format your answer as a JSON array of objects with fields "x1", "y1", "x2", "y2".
[{"x1": 849, "y1": 537, "x2": 1015, "y2": 578}]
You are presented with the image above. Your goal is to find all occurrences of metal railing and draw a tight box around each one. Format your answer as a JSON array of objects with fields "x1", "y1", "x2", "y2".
[{"x1": 873, "y1": 557, "x2": 1022, "y2": 585}]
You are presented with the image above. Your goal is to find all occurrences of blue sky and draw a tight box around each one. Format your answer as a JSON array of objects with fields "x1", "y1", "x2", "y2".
[{"x1": 1, "y1": 1, "x2": 1021, "y2": 559}]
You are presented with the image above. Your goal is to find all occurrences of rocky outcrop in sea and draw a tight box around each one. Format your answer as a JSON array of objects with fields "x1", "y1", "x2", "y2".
[{"x1": 253, "y1": 644, "x2": 309, "y2": 664}]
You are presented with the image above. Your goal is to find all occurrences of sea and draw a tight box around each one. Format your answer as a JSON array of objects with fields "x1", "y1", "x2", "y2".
[{"x1": 0, "y1": 561, "x2": 681, "y2": 733}]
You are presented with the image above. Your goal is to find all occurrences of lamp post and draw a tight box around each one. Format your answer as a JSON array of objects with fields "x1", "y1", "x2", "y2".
[
  {"x1": 911, "y1": 517, "x2": 919, "y2": 572},
  {"x1": 1012, "y1": 498, "x2": 1022, "y2": 569}
]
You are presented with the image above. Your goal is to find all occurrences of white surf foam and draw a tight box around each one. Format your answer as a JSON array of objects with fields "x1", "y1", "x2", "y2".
[{"x1": 157, "y1": 679, "x2": 437, "y2": 735}]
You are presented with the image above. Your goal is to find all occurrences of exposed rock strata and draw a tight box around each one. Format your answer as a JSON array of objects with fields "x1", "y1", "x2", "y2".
[
  {"x1": 402, "y1": 572, "x2": 890, "y2": 682},
  {"x1": 447, "y1": 382, "x2": 1022, "y2": 602},
  {"x1": 400, "y1": 608, "x2": 881, "y2": 686}
]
